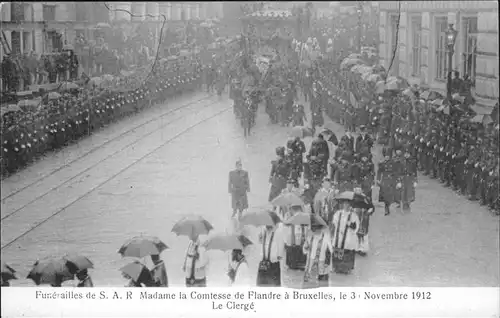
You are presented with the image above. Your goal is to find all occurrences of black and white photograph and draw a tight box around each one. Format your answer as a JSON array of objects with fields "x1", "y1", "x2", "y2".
[{"x1": 0, "y1": 1, "x2": 498, "y2": 311}]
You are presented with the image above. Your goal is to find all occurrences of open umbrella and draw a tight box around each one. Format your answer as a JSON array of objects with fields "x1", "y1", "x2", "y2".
[
  {"x1": 118, "y1": 236, "x2": 169, "y2": 258},
  {"x1": 120, "y1": 261, "x2": 151, "y2": 283},
  {"x1": 62, "y1": 254, "x2": 94, "y2": 274},
  {"x1": 63, "y1": 43, "x2": 74, "y2": 51},
  {"x1": 172, "y1": 216, "x2": 213, "y2": 240},
  {"x1": 96, "y1": 22, "x2": 111, "y2": 28},
  {"x1": 366, "y1": 73, "x2": 382, "y2": 83},
  {"x1": 421, "y1": 90, "x2": 443, "y2": 101},
  {"x1": 340, "y1": 58, "x2": 363, "y2": 70},
  {"x1": 348, "y1": 53, "x2": 363, "y2": 59},
  {"x1": 101, "y1": 74, "x2": 115, "y2": 82},
  {"x1": 27, "y1": 258, "x2": 74, "y2": 286},
  {"x1": 285, "y1": 212, "x2": 328, "y2": 227},
  {"x1": 89, "y1": 77, "x2": 103, "y2": 87},
  {"x1": 48, "y1": 92, "x2": 61, "y2": 100},
  {"x1": 16, "y1": 100, "x2": 38, "y2": 108},
  {"x1": 335, "y1": 191, "x2": 374, "y2": 210},
  {"x1": 1, "y1": 261, "x2": 17, "y2": 282},
  {"x1": 203, "y1": 233, "x2": 253, "y2": 252},
  {"x1": 431, "y1": 99, "x2": 444, "y2": 106},
  {"x1": 271, "y1": 192, "x2": 304, "y2": 207},
  {"x1": 60, "y1": 82, "x2": 79, "y2": 91},
  {"x1": 361, "y1": 72, "x2": 372, "y2": 81},
  {"x1": 240, "y1": 209, "x2": 281, "y2": 227}
]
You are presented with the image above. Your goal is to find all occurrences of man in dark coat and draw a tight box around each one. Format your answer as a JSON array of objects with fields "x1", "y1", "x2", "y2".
[
  {"x1": 228, "y1": 160, "x2": 250, "y2": 218},
  {"x1": 309, "y1": 134, "x2": 329, "y2": 173},
  {"x1": 341, "y1": 130, "x2": 355, "y2": 153},
  {"x1": 355, "y1": 125, "x2": 374, "y2": 154}
]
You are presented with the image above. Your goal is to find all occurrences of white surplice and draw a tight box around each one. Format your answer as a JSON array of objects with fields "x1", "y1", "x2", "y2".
[
  {"x1": 259, "y1": 227, "x2": 285, "y2": 263},
  {"x1": 303, "y1": 228, "x2": 333, "y2": 275},
  {"x1": 331, "y1": 209, "x2": 360, "y2": 251},
  {"x1": 228, "y1": 260, "x2": 252, "y2": 287},
  {"x1": 184, "y1": 240, "x2": 209, "y2": 280}
]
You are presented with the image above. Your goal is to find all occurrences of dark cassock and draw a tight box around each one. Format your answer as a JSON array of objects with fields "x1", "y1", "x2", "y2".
[
  {"x1": 341, "y1": 133, "x2": 355, "y2": 153},
  {"x1": 309, "y1": 136, "x2": 330, "y2": 172},
  {"x1": 228, "y1": 160, "x2": 250, "y2": 216},
  {"x1": 355, "y1": 125, "x2": 374, "y2": 154},
  {"x1": 286, "y1": 137, "x2": 306, "y2": 183},
  {"x1": 303, "y1": 155, "x2": 327, "y2": 206},
  {"x1": 257, "y1": 225, "x2": 284, "y2": 287},
  {"x1": 333, "y1": 151, "x2": 357, "y2": 193},
  {"x1": 269, "y1": 147, "x2": 291, "y2": 202},
  {"x1": 353, "y1": 149, "x2": 375, "y2": 199},
  {"x1": 150, "y1": 259, "x2": 169, "y2": 287}
]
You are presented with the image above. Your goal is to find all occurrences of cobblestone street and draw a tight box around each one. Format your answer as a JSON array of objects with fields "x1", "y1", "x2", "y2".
[{"x1": 1, "y1": 94, "x2": 498, "y2": 287}]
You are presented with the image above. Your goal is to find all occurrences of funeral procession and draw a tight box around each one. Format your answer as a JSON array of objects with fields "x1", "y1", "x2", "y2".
[{"x1": 0, "y1": 1, "x2": 498, "y2": 290}]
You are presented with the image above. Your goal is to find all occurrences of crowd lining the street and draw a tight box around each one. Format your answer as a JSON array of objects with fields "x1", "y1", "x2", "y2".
[{"x1": 1, "y1": 14, "x2": 498, "y2": 288}]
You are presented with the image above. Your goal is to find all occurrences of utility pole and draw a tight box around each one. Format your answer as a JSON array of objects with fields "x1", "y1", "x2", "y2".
[{"x1": 357, "y1": 0, "x2": 363, "y2": 52}]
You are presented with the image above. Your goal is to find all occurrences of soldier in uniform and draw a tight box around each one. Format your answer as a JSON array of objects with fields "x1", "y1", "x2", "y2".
[
  {"x1": 486, "y1": 157, "x2": 499, "y2": 213},
  {"x1": 353, "y1": 148, "x2": 375, "y2": 200},
  {"x1": 291, "y1": 103, "x2": 307, "y2": 127},
  {"x1": 377, "y1": 147, "x2": 397, "y2": 215},
  {"x1": 399, "y1": 145, "x2": 418, "y2": 210},
  {"x1": 467, "y1": 142, "x2": 483, "y2": 201},
  {"x1": 310, "y1": 85, "x2": 324, "y2": 132},
  {"x1": 269, "y1": 146, "x2": 290, "y2": 203}
]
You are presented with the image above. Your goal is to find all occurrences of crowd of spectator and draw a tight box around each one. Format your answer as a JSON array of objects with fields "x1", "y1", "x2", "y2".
[
  {"x1": 1, "y1": 50, "x2": 79, "y2": 92},
  {"x1": 0, "y1": 36, "x2": 152, "y2": 94}
]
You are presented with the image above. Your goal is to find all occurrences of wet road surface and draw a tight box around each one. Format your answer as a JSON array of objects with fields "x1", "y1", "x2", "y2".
[{"x1": 1, "y1": 93, "x2": 498, "y2": 287}]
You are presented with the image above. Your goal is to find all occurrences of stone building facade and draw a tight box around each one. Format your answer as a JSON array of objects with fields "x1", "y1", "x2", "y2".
[
  {"x1": 379, "y1": 1, "x2": 499, "y2": 108},
  {"x1": 0, "y1": 2, "x2": 223, "y2": 59}
]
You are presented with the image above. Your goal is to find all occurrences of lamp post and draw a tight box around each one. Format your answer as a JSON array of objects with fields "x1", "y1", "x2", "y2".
[{"x1": 445, "y1": 23, "x2": 458, "y2": 102}]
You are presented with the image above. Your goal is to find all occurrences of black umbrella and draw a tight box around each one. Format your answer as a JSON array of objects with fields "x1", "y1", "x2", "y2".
[
  {"x1": 1, "y1": 261, "x2": 17, "y2": 282},
  {"x1": 27, "y1": 258, "x2": 74, "y2": 286},
  {"x1": 335, "y1": 191, "x2": 374, "y2": 210},
  {"x1": 62, "y1": 254, "x2": 94, "y2": 274}
]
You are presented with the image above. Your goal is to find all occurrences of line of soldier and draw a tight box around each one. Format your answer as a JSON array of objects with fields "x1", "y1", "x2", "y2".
[
  {"x1": 316, "y1": 61, "x2": 499, "y2": 215},
  {"x1": 393, "y1": 107, "x2": 499, "y2": 214},
  {"x1": 1, "y1": 55, "x2": 206, "y2": 175}
]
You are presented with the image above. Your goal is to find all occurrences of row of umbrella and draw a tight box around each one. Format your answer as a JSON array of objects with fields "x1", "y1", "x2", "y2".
[
  {"x1": 1, "y1": 254, "x2": 94, "y2": 286},
  {"x1": 1, "y1": 190, "x2": 371, "y2": 286}
]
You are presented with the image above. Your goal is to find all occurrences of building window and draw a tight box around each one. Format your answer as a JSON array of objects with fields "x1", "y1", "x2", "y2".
[
  {"x1": 23, "y1": 4, "x2": 33, "y2": 22},
  {"x1": 43, "y1": 5, "x2": 56, "y2": 21},
  {"x1": 435, "y1": 17, "x2": 448, "y2": 80},
  {"x1": 76, "y1": 3, "x2": 88, "y2": 21},
  {"x1": 462, "y1": 17, "x2": 477, "y2": 85},
  {"x1": 411, "y1": 16, "x2": 422, "y2": 76},
  {"x1": 11, "y1": 3, "x2": 25, "y2": 21}
]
